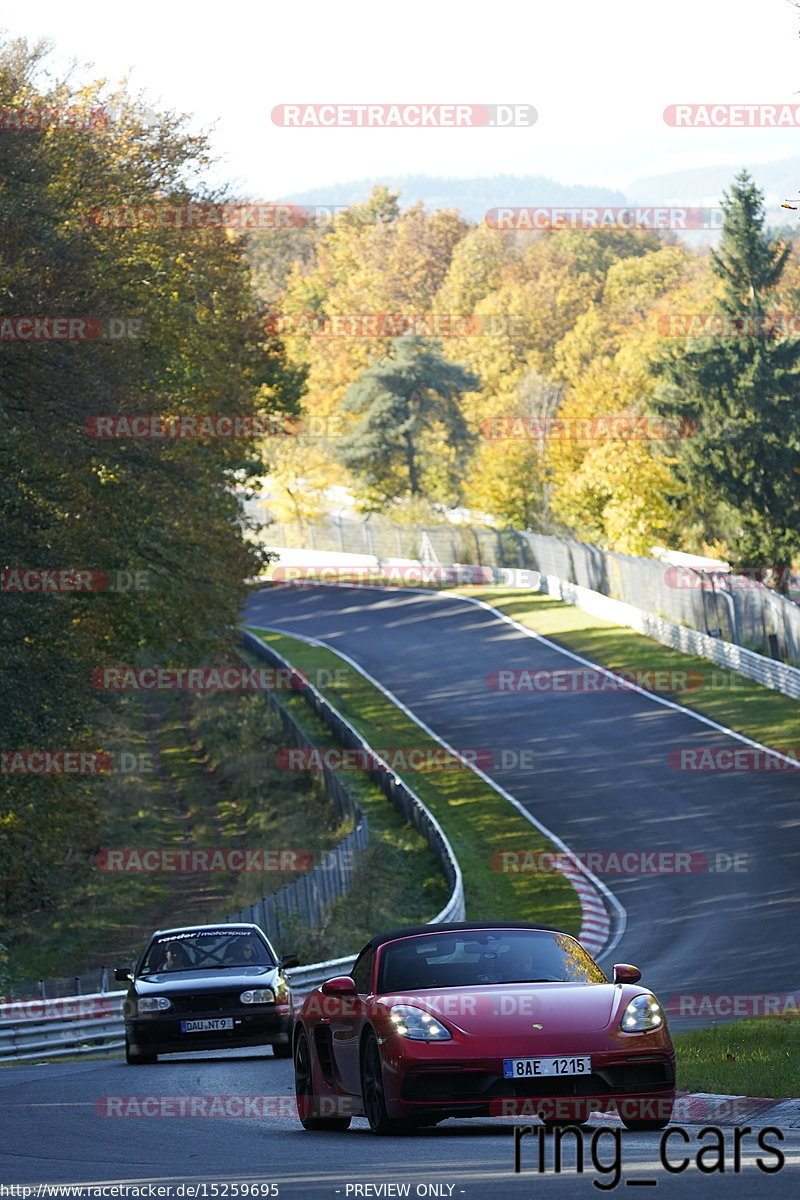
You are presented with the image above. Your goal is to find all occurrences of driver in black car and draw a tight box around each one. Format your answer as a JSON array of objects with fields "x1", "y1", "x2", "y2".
[
  {"x1": 156, "y1": 943, "x2": 189, "y2": 971},
  {"x1": 224, "y1": 937, "x2": 267, "y2": 965}
]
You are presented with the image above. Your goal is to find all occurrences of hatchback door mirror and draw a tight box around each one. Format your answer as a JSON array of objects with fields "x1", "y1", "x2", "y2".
[
  {"x1": 114, "y1": 966, "x2": 132, "y2": 982},
  {"x1": 279, "y1": 953, "x2": 300, "y2": 969}
]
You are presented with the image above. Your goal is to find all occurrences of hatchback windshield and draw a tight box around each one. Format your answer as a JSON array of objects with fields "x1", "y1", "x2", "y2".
[{"x1": 140, "y1": 929, "x2": 274, "y2": 974}]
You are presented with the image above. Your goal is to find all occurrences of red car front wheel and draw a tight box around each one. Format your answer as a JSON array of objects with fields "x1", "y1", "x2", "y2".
[
  {"x1": 294, "y1": 1031, "x2": 351, "y2": 1131},
  {"x1": 361, "y1": 1034, "x2": 409, "y2": 1136}
]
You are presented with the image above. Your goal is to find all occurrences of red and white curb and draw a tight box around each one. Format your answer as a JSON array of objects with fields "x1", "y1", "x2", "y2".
[{"x1": 558, "y1": 862, "x2": 612, "y2": 957}]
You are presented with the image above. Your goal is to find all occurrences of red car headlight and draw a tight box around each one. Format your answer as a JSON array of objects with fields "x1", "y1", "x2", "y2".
[
  {"x1": 620, "y1": 994, "x2": 664, "y2": 1032},
  {"x1": 389, "y1": 1005, "x2": 452, "y2": 1041}
]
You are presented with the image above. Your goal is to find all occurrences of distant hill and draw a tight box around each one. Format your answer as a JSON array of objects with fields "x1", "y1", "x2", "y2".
[
  {"x1": 282, "y1": 161, "x2": 800, "y2": 237},
  {"x1": 626, "y1": 158, "x2": 800, "y2": 207},
  {"x1": 282, "y1": 173, "x2": 627, "y2": 224}
]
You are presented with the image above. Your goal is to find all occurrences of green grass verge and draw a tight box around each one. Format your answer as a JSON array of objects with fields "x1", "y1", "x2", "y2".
[
  {"x1": 674, "y1": 1018, "x2": 800, "y2": 1098},
  {"x1": 455, "y1": 587, "x2": 799, "y2": 751},
  {"x1": 244, "y1": 627, "x2": 581, "y2": 935}
]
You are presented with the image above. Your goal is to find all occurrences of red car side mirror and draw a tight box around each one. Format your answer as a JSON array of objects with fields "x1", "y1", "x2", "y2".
[
  {"x1": 321, "y1": 975, "x2": 358, "y2": 996},
  {"x1": 613, "y1": 964, "x2": 642, "y2": 984}
]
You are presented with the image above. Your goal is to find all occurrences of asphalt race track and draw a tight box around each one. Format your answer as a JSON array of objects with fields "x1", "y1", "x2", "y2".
[
  {"x1": 3, "y1": 1052, "x2": 800, "y2": 1197},
  {"x1": 243, "y1": 586, "x2": 800, "y2": 1008},
  {"x1": 5, "y1": 584, "x2": 800, "y2": 1198}
]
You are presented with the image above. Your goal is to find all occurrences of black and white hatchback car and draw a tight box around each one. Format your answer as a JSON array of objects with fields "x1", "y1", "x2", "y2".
[{"x1": 116, "y1": 923, "x2": 299, "y2": 1064}]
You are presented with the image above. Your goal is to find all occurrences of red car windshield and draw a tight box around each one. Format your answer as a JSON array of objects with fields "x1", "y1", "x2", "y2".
[{"x1": 378, "y1": 930, "x2": 607, "y2": 992}]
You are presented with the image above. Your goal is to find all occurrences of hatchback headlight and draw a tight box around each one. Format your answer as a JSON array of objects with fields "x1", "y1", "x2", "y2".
[
  {"x1": 241, "y1": 988, "x2": 275, "y2": 1004},
  {"x1": 138, "y1": 996, "x2": 171, "y2": 1013},
  {"x1": 621, "y1": 994, "x2": 664, "y2": 1032},
  {"x1": 389, "y1": 1004, "x2": 452, "y2": 1041}
]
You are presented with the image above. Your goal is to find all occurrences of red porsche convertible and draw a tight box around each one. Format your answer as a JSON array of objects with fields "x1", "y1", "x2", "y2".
[{"x1": 293, "y1": 921, "x2": 675, "y2": 1134}]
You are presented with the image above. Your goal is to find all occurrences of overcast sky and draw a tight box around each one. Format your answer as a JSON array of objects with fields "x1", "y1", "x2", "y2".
[{"x1": 4, "y1": 0, "x2": 800, "y2": 199}]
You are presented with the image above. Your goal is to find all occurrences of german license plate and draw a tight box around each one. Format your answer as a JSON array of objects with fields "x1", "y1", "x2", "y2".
[
  {"x1": 503, "y1": 1055, "x2": 591, "y2": 1078},
  {"x1": 180, "y1": 1018, "x2": 234, "y2": 1033}
]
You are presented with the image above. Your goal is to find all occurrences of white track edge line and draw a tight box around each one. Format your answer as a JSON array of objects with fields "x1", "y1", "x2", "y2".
[
  {"x1": 405, "y1": 585, "x2": 800, "y2": 768},
  {"x1": 281, "y1": 581, "x2": 799, "y2": 766},
  {"x1": 248, "y1": 613, "x2": 626, "y2": 961}
]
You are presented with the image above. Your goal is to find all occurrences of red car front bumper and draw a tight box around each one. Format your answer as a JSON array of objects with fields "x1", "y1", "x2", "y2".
[{"x1": 377, "y1": 1030, "x2": 675, "y2": 1123}]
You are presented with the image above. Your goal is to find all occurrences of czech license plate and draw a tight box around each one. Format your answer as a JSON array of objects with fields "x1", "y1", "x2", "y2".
[
  {"x1": 503, "y1": 1055, "x2": 591, "y2": 1078},
  {"x1": 180, "y1": 1018, "x2": 234, "y2": 1033}
]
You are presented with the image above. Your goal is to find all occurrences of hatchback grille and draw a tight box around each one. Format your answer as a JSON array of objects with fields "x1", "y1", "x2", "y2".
[{"x1": 171, "y1": 992, "x2": 245, "y2": 1014}]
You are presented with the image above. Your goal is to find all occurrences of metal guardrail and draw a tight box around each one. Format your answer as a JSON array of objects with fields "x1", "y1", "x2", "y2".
[
  {"x1": 535, "y1": 573, "x2": 800, "y2": 702},
  {"x1": 260, "y1": 550, "x2": 800, "y2": 704},
  {"x1": 0, "y1": 993, "x2": 126, "y2": 1062},
  {"x1": 264, "y1": 515, "x2": 800, "y2": 667},
  {"x1": 239, "y1": 631, "x2": 465, "y2": 928},
  {"x1": 0, "y1": 634, "x2": 466, "y2": 1063},
  {"x1": 0, "y1": 958, "x2": 373, "y2": 1063},
  {"x1": 223, "y1": 656, "x2": 371, "y2": 942},
  {"x1": 5, "y1": 648, "x2": 374, "y2": 1006}
]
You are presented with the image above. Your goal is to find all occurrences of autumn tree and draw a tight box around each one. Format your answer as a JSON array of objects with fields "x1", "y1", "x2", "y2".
[
  {"x1": 334, "y1": 337, "x2": 478, "y2": 507},
  {"x1": 651, "y1": 172, "x2": 800, "y2": 583},
  {"x1": 541, "y1": 241, "x2": 710, "y2": 552},
  {"x1": 0, "y1": 38, "x2": 299, "y2": 915}
]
